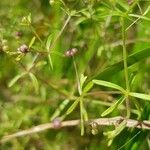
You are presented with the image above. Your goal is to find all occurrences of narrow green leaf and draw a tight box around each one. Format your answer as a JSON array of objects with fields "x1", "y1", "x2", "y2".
[
  {"x1": 129, "y1": 92, "x2": 150, "y2": 101},
  {"x1": 48, "y1": 54, "x2": 53, "y2": 70},
  {"x1": 108, "y1": 139, "x2": 113, "y2": 147},
  {"x1": 101, "y1": 97, "x2": 126, "y2": 117},
  {"x1": 93, "y1": 80, "x2": 125, "y2": 93},
  {"x1": 117, "y1": 1, "x2": 129, "y2": 11},
  {"x1": 15, "y1": 53, "x2": 24, "y2": 61},
  {"x1": 91, "y1": 48, "x2": 150, "y2": 80},
  {"x1": 83, "y1": 105, "x2": 88, "y2": 121},
  {"x1": 104, "y1": 120, "x2": 126, "y2": 139},
  {"x1": 8, "y1": 72, "x2": 26, "y2": 87},
  {"x1": 66, "y1": 98, "x2": 80, "y2": 115},
  {"x1": 35, "y1": 61, "x2": 47, "y2": 68},
  {"x1": 80, "y1": 98, "x2": 85, "y2": 136},
  {"x1": 46, "y1": 34, "x2": 53, "y2": 50},
  {"x1": 40, "y1": 86, "x2": 46, "y2": 101},
  {"x1": 80, "y1": 74, "x2": 87, "y2": 89},
  {"x1": 21, "y1": 13, "x2": 31, "y2": 25},
  {"x1": 29, "y1": 73, "x2": 39, "y2": 94},
  {"x1": 29, "y1": 36, "x2": 36, "y2": 48},
  {"x1": 83, "y1": 81, "x2": 94, "y2": 93},
  {"x1": 27, "y1": 13, "x2": 32, "y2": 24},
  {"x1": 129, "y1": 14, "x2": 150, "y2": 21},
  {"x1": 80, "y1": 100, "x2": 88, "y2": 135},
  {"x1": 46, "y1": 34, "x2": 53, "y2": 70},
  {"x1": 50, "y1": 99, "x2": 70, "y2": 121},
  {"x1": 143, "y1": 5, "x2": 150, "y2": 15}
]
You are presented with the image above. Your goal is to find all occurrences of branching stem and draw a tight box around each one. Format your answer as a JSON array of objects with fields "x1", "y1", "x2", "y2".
[
  {"x1": 121, "y1": 17, "x2": 130, "y2": 118},
  {"x1": 1, "y1": 116, "x2": 150, "y2": 143}
]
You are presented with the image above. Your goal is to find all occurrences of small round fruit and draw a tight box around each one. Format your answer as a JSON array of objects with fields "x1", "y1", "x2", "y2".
[{"x1": 18, "y1": 44, "x2": 29, "y2": 53}]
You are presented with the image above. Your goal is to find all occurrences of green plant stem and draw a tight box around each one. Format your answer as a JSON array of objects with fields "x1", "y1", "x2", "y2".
[
  {"x1": 29, "y1": 15, "x2": 71, "y2": 71},
  {"x1": 80, "y1": 97, "x2": 84, "y2": 136},
  {"x1": 30, "y1": 25, "x2": 44, "y2": 46},
  {"x1": 49, "y1": 15, "x2": 71, "y2": 52},
  {"x1": 28, "y1": 53, "x2": 40, "y2": 71},
  {"x1": 127, "y1": 0, "x2": 139, "y2": 14},
  {"x1": 121, "y1": 17, "x2": 130, "y2": 118},
  {"x1": 28, "y1": 23, "x2": 47, "y2": 70},
  {"x1": 121, "y1": 18, "x2": 130, "y2": 91},
  {"x1": 73, "y1": 56, "x2": 82, "y2": 95},
  {"x1": 37, "y1": 76, "x2": 70, "y2": 97},
  {"x1": 73, "y1": 56, "x2": 85, "y2": 135}
]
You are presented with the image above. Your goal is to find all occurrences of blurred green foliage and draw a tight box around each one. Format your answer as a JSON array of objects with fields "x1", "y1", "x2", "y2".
[{"x1": 0, "y1": 0, "x2": 150, "y2": 149}]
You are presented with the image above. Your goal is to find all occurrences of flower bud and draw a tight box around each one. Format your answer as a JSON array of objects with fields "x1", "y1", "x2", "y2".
[
  {"x1": 71, "y1": 48, "x2": 77, "y2": 54},
  {"x1": 65, "y1": 48, "x2": 78, "y2": 57},
  {"x1": 15, "y1": 31, "x2": 23, "y2": 39},
  {"x1": 65, "y1": 50, "x2": 71, "y2": 57},
  {"x1": 52, "y1": 118, "x2": 62, "y2": 129},
  {"x1": 18, "y1": 44, "x2": 29, "y2": 53}
]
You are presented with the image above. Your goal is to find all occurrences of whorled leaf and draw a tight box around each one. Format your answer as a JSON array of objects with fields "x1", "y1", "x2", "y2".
[
  {"x1": 129, "y1": 92, "x2": 150, "y2": 102},
  {"x1": 8, "y1": 72, "x2": 26, "y2": 87},
  {"x1": 101, "y1": 97, "x2": 126, "y2": 117},
  {"x1": 93, "y1": 80, "x2": 125, "y2": 93},
  {"x1": 66, "y1": 98, "x2": 80, "y2": 115}
]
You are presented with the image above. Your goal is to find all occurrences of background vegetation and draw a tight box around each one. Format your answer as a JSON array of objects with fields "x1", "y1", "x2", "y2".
[{"x1": 0, "y1": 0, "x2": 150, "y2": 149}]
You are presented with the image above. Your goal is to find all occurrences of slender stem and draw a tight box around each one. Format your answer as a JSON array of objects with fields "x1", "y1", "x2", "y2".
[
  {"x1": 28, "y1": 53, "x2": 40, "y2": 71},
  {"x1": 49, "y1": 15, "x2": 71, "y2": 52},
  {"x1": 118, "y1": 131, "x2": 141, "y2": 150},
  {"x1": 127, "y1": 0, "x2": 139, "y2": 14},
  {"x1": 121, "y1": 18, "x2": 130, "y2": 91},
  {"x1": 28, "y1": 15, "x2": 71, "y2": 71},
  {"x1": 28, "y1": 23, "x2": 46, "y2": 71},
  {"x1": 87, "y1": 91, "x2": 122, "y2": 95},
  {"x1": 73, "y1": 56, "x2": 82, "y2": 95},
  {"x1": 80, "y1": 97, "x2": 84, "y2": 136},
  {"x1": 121, "y1": 17, "x2": 130, "y2": 117},
  {"x1": 37, "y1": 76, "x2": 69, "y2": 97},
  {"x1": 1, "y1": 116, "x2": 150, "y2": 143},
  {"x1": 73, "y1": 55, "x2": 85, "y2": 135},
  {"x1": 29, "y1": 23, "x2": 45, "y2": 49},
  {"x1": 72, "y1": 56, "x2": 84, "y2": 135}
]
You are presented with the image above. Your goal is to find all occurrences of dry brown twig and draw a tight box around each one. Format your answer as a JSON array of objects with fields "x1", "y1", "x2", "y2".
[{"x1": 1, "y1": 116, "x2": 150, "y2": 144}]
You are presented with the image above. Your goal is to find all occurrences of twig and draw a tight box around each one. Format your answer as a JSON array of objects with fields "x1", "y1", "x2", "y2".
[{"x1": 1, "y1": 116, "x2": 150, "y2": 143}]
